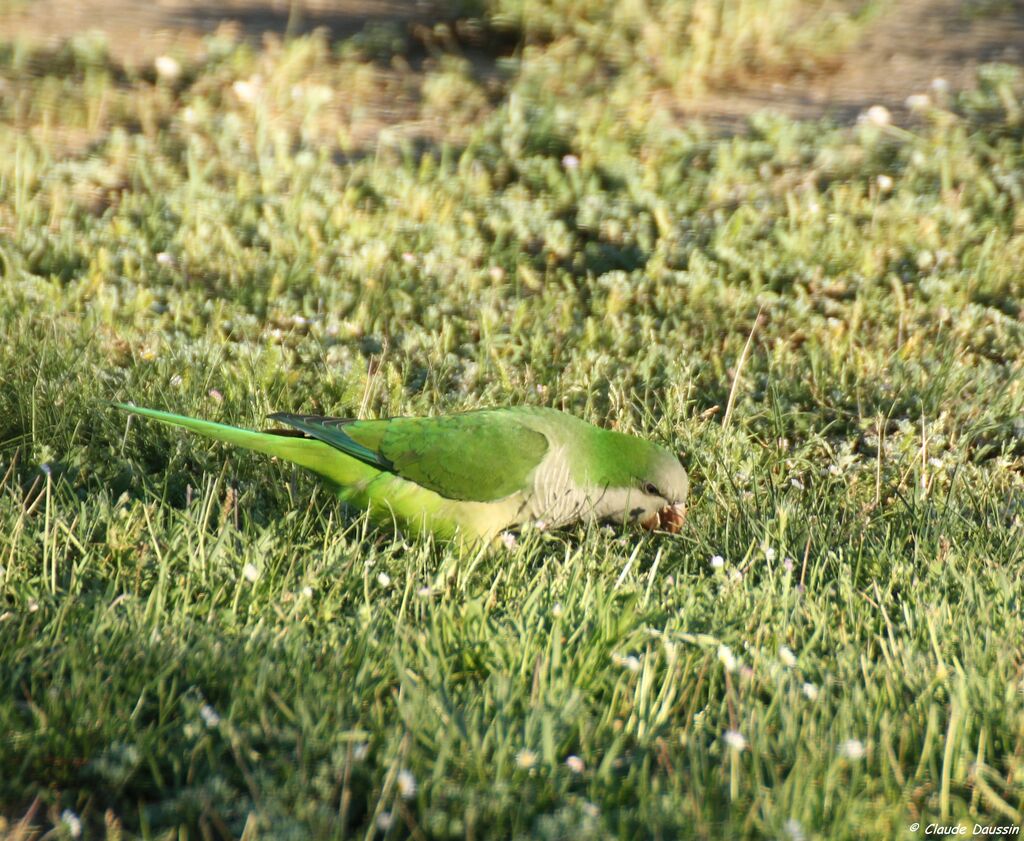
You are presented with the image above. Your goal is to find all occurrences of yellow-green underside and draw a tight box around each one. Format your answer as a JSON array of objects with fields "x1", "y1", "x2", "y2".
[{"x1": 116, "y1": 405, "x2": 520, "y2": 544}]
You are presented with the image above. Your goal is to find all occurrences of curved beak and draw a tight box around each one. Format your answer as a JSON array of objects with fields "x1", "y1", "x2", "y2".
[{"x1": 639, "y1": 504, "x2": 686, "y2": 534}]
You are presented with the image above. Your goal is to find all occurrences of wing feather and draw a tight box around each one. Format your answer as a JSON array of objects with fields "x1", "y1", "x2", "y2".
[
  {"x1": 269, "y1": 409, "x2": 549, "y2": 502},
  {"x1": 267, "y1": 413, "x2": 392, "y2": 470}
]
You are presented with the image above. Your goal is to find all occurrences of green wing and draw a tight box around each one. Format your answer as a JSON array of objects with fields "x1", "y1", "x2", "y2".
[{"x1": 268, "y1": 409, "x2": 549, "y2": 502}]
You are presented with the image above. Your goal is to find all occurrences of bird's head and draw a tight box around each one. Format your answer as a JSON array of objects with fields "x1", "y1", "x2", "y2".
[
  {"x1": 630, "y1": 445, "x2": 689, "y2": 533},
  {"x1": 578, "y1": 424, "x2": 689, "y2": 533}
]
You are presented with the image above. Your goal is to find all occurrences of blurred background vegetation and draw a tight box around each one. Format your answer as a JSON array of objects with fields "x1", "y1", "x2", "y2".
[{"x1": 2, "y1": 1, "x2": 1024, "y2": 839}]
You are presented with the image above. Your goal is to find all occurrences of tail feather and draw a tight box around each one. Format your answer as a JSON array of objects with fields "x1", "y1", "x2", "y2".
[{"x1": 113, "y1": 403, "x2": 379, "y2": 488}]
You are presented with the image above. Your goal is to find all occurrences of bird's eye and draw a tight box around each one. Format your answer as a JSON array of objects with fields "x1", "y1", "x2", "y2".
[{"x1": 643, "y1": 482, "x2": 659, "y2": 496}]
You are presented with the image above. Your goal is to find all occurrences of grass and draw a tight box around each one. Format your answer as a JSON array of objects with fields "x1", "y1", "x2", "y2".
[
  {"x1": 1, "y1": 7, "x2": 1024, "y2": 840},
  {"x1": 476, "y1": 0, "x2": 878, "y2": 99}
]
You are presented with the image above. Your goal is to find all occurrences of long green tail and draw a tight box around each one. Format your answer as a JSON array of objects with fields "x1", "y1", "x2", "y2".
[
  {"x1": 114, "y1": 404, "x2": 513, "y2": 545},
  {"x1": 113, "y1": 403, "x2": 380, "y2": 489}
]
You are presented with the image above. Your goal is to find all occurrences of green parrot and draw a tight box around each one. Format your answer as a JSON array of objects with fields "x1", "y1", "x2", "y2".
[{"x1": 115, "y1": 404, "x2": 688, "y2": 546}]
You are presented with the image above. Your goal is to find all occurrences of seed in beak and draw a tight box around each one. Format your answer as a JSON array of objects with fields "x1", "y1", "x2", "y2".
[{"x1": 657, "y1": 504, "x2": 686, "y2": 534}]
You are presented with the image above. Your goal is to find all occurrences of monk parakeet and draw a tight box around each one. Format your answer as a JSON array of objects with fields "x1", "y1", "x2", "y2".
[{"x1": 115, "y1": 404, "x2": 687, "y2": 545}]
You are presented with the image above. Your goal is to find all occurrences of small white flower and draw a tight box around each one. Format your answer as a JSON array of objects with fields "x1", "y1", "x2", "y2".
[
  {"x1": 499, "y1": 532, "x2": 518, "y2": 550},
  {"x1": 710, "y1": 554, "x2": 725, "y2": 569},
  {"x1": 155, "y1": 251, "x2": 176, "y2": 267},
  {"x1": 417, "y1": 586, "x2": 432, "y2": 598},
  {"x1": 154, "y1": 55, "x2": 181, "y2": 82},
  {"x1": 565, "y1": 755, "x2": 585, "y2": 773},
  {"x1": 377, "y1": 572, "x2": 391, "y2": 588},
  {"x1": 562, "y1": 154, "x2": 580, "y2": 170},
  {"x1": 764, "y1": 546, "x2": 777, "y2": 562},
  {"x1": 905, "y1": 93, "x2": 931, "y2": 111},
  {"x1": 779, "y1": 646, "x2": 797, "y2": 668},
  {"x1": 929, "y1": 457, "x2": 943, "y2": 468},
  {"x1": 402, "y1": 252, "x2": 416, "y2": 264},
  {"x1": 717, "y1": 645, "x2": 738, "y2": 672},
  {"x1": 790, "y1": 478, "x2": 804, "y2": 490},
  {"x1": 723, "y1": 730, "x2": 747, "y2": 751},
  {"x1": 783, "y1": 557, "x2": 795, "y2": 573},
  {"x1": 301, "y1": 585, "x2": 313, "y2": 598},
  {"x1": 233, "y1": 77, "x2": 261, "y2": 104},
  {"x1": 242, "y1": 563, "x2": 260, "y2": 583},
  {"x1": 353, "y1": 742, "x2": 370, "y2": 761},
  {"x1": 169, "y1": 374, "x2": 183, "y2": 387},
  {"x1": 516, "y1": 748, "x2": 538, "y2": 769},
  {"x1": 376, "y1": 811, "x2": 393, "y2": 831},
  {"x1": 876, "y1": 174, "x2": 894, "y2": 193},
  {"x1": 552, "y1": 602, "x2": 563, "y2": 618},
  {"x1": 61, "y1": 809, "x2": 82, "y2": 839},
  {"x1": 397, "y1": 769, "x2": 417, "y2": 799},
  {"x1": 200, "y1": 704, "x2": 221, "y2": 728},
  {"x1": 861, "y1": 105, "x2": 891, "y2": 127},
  {"x1": 839, "y1": 738, "x2": 866, "y2": 760},
  {"x1": 612, "y1": 653, "x2": 642, "y2": 673},
  {"x1": 917, "y1": 250, "x2": 935, "y2": 270},
  {"x1": 729, "y1": 568, "x2": 743, "y2": 583},
  {"x1": 783, "y1": 817, "x2": 806, "y2": 841},
  {"x1": 802, "y1": 682, "x2": 819, "y2": 701},
  {"x1": 208, "y1": 388, "x2": 224, "y2": 403}
]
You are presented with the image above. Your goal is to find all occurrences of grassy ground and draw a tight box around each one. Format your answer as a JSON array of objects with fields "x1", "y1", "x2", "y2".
[{"x1": 2, "y1": 4, "x2": 1024, "y2": 839}]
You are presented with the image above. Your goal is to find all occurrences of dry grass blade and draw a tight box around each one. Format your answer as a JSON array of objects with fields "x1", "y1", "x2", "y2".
[{"x1": 722, "y1": 307, "x2": 763, "y2": 430}]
